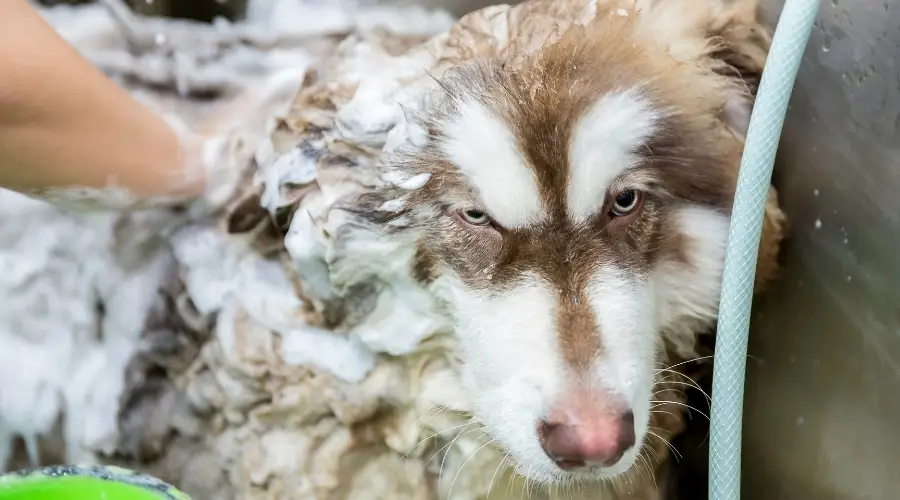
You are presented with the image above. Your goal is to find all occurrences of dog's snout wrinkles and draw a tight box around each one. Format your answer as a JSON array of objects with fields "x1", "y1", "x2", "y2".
[{"x1": 539, "y1": 410, "x2": 636, "y2": 470}]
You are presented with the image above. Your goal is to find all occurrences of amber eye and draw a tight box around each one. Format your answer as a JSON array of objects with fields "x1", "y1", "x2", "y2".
[
  {"x1": 611, "y1": 190, "x2": 641, "y2": 216},
  {"x1": 458, "y1": 209, "x2": 492, "y2": 226}
]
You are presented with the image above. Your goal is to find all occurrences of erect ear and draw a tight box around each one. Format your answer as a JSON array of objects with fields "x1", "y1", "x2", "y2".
[{"x1": 706, "y1": 0, "x2": 772, "y2": 139}]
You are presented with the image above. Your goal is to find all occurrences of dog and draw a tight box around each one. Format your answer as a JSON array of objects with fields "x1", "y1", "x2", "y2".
[{"x1": 351, "y1": 0, "x2": 786, "y2": 491}]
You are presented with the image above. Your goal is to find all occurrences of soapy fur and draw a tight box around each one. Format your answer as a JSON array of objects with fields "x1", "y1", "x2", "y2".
[{"x1": 347, "y1": 0, "x2": 786, "y2": 490}]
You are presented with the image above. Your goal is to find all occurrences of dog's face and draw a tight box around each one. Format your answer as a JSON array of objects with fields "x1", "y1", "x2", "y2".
[{"x1": 356, "y1": 6, "x2": 764, "y2": 486}]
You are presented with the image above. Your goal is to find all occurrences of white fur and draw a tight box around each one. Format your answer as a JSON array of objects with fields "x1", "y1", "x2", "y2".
[
  {"x1": 586, "y1": 266, "x2": 658, "y2": 477},
  {"x1": 437, "y1": 271, "x2": 568, "y2": 483},
  {"x1": 567, "y1": 88, "x2": 660, "y2": 223},
  {"x1": 656, "y1": 206, "x2": 730, "y2": 358},
  {"x1": 439, "y1": 99, "x2": 544, "y2": 228}
]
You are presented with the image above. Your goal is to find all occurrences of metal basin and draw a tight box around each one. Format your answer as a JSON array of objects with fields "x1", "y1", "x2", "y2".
[{"x1": 743, "y1": 1, "x2": 900, "y2": 498}]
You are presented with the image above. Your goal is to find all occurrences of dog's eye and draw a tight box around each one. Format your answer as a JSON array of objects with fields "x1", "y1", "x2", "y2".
[
  {"x1": 611, "y1": 190, "x2": 641, "y2": 216},
  {"x1": 458, "y1": 209, "x2": 492, "y2": 226}
]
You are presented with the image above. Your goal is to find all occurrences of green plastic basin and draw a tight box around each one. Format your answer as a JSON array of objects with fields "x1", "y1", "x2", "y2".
[{"x1": 0, "y1": 466, "x2": 190, "y2": 500}]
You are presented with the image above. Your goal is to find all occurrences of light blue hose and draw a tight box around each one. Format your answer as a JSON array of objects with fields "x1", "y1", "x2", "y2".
[{"x1": 709, "y1": 0, "x2": 822, "y2": 498}]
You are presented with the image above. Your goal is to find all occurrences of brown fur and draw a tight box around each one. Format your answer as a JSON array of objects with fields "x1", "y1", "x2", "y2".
[
  {"x1": 369, "y1": 7, "x2": 754, "y2": 370},
  {"x1": 340, "y1": 0, "x2": 788, "y2": 495}
]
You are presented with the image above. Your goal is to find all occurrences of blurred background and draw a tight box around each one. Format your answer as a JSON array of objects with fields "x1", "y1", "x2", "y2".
[
  {"x1": 35, "y1": 0, "x2": 492, "y2": 21},
  {"x1": 37, "y1": 0, "x2": 250, "y2": 22}
]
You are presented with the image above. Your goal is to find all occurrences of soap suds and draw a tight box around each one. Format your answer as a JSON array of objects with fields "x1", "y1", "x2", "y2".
[
  {"x1": 398, "y1": 173, "x2": 432, "y2": 190},
  {"x1": 0, "y1": 189, "x2": 176, "y2": 470},
  {"x1": 2, "y1": 1, "x2": 483, "y2": 497}
]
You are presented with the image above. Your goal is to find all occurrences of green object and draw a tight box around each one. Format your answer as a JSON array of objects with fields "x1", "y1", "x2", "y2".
[{"x1": 0, "y1": 466, "x2": 190, "y2": 500}]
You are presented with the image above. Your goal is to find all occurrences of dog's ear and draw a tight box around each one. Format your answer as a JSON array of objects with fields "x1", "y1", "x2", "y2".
[
  {"x1": 706, "y1": 0, "x2": 771, "y2": 139},
  {"x1": 701, "y1": 1, "x2": 787, "y2": 291}
]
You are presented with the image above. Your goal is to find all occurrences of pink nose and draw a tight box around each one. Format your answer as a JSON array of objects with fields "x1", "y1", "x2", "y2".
[{"x1": 538, "y1": 410, "x2": 636, "y2": 469}]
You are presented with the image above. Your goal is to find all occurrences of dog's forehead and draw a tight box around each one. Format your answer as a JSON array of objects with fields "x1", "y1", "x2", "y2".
[
  {"x1": 435, "y1": 62, "x2": 663, "y2": 229},
  {"x1": 427, "y1": 22, "x2": 740, "y2": 231}
]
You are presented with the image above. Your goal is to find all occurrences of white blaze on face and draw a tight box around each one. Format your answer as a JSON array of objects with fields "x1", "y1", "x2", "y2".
[
  {"x1": 562, "y1": 87, "x2": 663, "y2": 473},
  {"x1": 567, "y1": 88, "x2": 661, "y2": 223},
  {"x1": 446, "y1": 272, "x2": 569, "y2": 482},
  {"x1": 585, "y1": 265, "x2": 659, "y2": 475},
  {"x1": 438, "y1": 98, "x2": 544, "y2": 228}
]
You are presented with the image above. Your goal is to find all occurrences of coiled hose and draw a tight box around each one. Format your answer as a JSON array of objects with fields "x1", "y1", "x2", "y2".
[{"x1": 709, "y1": 0, "x2": 822, "y2": 498}]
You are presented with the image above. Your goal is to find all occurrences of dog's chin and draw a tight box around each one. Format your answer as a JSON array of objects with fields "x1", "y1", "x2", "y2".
[
  {"x1": 504, "y1": 446, "x2": 643, "y2": 488},
  {"x1": 495, "y1": 429, "x2": 645, "y2": 487}
]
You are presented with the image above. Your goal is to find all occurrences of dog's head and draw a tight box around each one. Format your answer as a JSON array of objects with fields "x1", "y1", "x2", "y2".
[{"x1": 353, "y1": 0, "x2": 772, "y2": 486}]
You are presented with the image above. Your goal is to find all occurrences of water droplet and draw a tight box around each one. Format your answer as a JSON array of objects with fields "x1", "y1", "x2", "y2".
[
  {"x1": 796, "y1": 416, "x2": 805, "y2": 426},
  {"x1": 843, "y1": 238, "x2": 849, "y2": 244},
  {"x1": 814, "y1": 218, "x2": 823, "y2": 229},
  {"x1": 846, "y1": 275, "x2": 853, "y2": 282},
  {"x1": 813, "y1": 189, "x2": 820, "y2": 196},
  {"x1": 154, "y1": 32, "x2": 167, "y2": 46}
]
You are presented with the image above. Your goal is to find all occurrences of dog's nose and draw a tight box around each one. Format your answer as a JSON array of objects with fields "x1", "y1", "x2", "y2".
[{"x1": 538, "y1": 410, "x2": 636, "y2": 470}]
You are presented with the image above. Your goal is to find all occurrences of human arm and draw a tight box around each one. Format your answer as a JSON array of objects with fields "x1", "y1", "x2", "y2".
[{"x1": 0, "y1": 0, "x2": 206, "y2": 208}]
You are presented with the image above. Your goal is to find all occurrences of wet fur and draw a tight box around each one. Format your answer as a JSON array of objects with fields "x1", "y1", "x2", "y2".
[{"x1": 348, "y1": 0, "x2": 785, "y2": 493}]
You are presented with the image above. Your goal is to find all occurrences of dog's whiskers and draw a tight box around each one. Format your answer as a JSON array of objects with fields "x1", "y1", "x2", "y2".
[
  {"x1": 436, "y1": 422, "x2": 486, "y2": 486},
  {"x1": 649, "y1": 400, "x2": 710, "y2": 421},
  {"x1": 654, "y1": 355, "x2": 715, "y2": 372},
  {"x1": 486, "y1": 452, "x2": 511, "y2": 498},
  {"x1": 649, "y1": 408, "x2": 680, "y2": 421},
  {"x1": 416, "y1": 404, "x2": 448, "y2": 426},
  {"x1": 636, "y1": 445, "x2": 658, "y2": 490},
  {"x1": 444, "y1": 437, "x2": 498, "y2": 500},
  {"x1": 655, "y1": 378, "x2": 711, "y2": 404},
  {"x1": 404, "y1": 420, "x2": 471, "y2": 458},
  {"x1": 646, "y1": 427, "x2": 682, "y2": 461},
  {"x1": 654, "y1": 368, "x2": 711, "y2": 402}
]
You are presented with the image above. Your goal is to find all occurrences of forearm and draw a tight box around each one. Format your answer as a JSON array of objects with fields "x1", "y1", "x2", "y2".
[{"x1": 0, "y1": 1, "x2": 204, "y2": 206}]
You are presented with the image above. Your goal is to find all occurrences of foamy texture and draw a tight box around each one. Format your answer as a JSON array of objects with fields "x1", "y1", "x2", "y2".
[
  {"x1": 0, "y1": 189, "x2": 174, "y2": 469},
  {"x1": 0, "y1": 0, "x2": 349, "y2": 472},
  {"x1": 3, "y1": 1, "x2": 532, "y2": 498}
]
